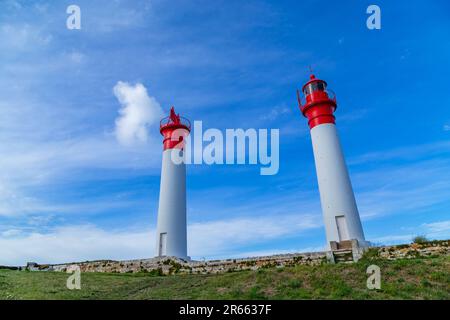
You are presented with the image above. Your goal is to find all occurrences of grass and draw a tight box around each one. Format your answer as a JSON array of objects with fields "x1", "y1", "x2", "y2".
[{"x1": 0, "y1": 255, "x2": 448, "y2": 300}]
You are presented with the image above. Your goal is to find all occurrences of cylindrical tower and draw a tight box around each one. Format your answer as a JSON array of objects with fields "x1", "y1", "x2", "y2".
[
  {"x1": 155, "y1": 106, "x2": 191, "y2": 260},
  {"x1": 297, "y1": 74, "x2": 367, "y2": 249}
]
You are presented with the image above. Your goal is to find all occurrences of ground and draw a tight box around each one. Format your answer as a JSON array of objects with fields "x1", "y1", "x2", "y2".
[{"x1": 0, "y1": 254, "x2": 448, "y2": 300}]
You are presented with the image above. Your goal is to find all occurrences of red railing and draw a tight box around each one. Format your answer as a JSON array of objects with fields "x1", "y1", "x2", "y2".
[{"x1": 160, "y1": 116, "x2": 191, "y2": 130}]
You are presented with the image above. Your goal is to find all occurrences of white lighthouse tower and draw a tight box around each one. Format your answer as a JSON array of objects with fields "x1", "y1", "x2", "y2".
[
  {"x1": 297, "y1": 74, "x2": 368, "y2": 250},
  {"x1": 155, "y1": 106, "x2": 191, "y2": 260}
]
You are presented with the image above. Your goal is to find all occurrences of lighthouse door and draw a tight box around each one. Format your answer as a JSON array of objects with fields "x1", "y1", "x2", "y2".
[
  {"x1": 335, "y1": 216, "x2": 350, "y2": 241},
  {"x1": 159, "y1": 233, "x2": 167, "y2": 256}
]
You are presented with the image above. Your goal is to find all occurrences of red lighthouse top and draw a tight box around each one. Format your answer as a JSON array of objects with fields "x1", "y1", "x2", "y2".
[
  {"x1": 160, "y1": 106, "x2": 191, "y2": 150},
  {"x1": 297, "y1": 74, "x2": 337, "y2": 129}
]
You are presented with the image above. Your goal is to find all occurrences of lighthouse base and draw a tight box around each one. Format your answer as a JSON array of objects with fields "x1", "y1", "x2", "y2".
[{"x1": 327, "y1": 239, "x2": 371, "y2": 263}]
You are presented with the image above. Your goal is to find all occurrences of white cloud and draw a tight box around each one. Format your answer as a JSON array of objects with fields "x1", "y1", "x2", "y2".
[
  {"x1": 188, "y1": 214, "x2": 320, "y2": 259},
  {"x1": 0, "y1": 225, "x2": 155, "y2": 266},
  {"x1": 113, "y1": 81, "x2": 164, "y2": 146},
  {"x1": 0, "y1": 213, "x2": 321, "y2": 265}
]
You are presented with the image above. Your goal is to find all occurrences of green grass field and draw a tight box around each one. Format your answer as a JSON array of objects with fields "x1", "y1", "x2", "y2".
[{"x1": 0, "y1": 255, "x2": 448, "y2": 300}]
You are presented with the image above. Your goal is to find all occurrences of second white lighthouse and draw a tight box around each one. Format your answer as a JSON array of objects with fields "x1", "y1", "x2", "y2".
[
  {"x1": 155, "y1": 107, "x2": 191, "y2": 260},
  {"x1": 297, "y1": 74, "x2": 368, "y2": 249}
]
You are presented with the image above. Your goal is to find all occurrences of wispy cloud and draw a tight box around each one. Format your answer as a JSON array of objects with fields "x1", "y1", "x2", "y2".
[
  {"x1": 422, "y1": 220, "x2": 450, "y2": 235},
  {"x1": 0, "y1": 89, "x2": 163, "y2": 218},
  {"x1": 370, "y1": 219, "x2": 450, "y2": 245},
  {"x1": 259, "y1": 105, "x2": 291, "y2": 121},
  {"x1": 0, "y1": 23, "x2": 52, "y2": 51},
  {"x1": 354, "y1": 160, "x2": 450, "y2": 219},
  {"x1": 348, "y1": 141, "x2": 450, "y2": 166},
  {"x1": 347, "y1": 142, "x2": 450, "y2": 220}
]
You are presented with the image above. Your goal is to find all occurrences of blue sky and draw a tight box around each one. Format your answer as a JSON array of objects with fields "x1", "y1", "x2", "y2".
[{"x1": 0, "y1": 0, "x2": 450, "y2": 265}]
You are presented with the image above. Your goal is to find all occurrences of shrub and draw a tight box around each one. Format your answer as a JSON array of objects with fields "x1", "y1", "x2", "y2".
[
  {"x1": 168, "y1": 261, "x2": 183, "y2": 274},
  {"x1": 412, "y1": 235, "x2": 428, "y2": 244},
  {"x1": 243, "y1": 260, "x2": 256, "y2": 267},
  {"x1": 287, "y1": 279, "x2": 302, "y2": 288},
  {"x1": 148, "y1": 268, "x2": 164, "y2": 276},
  {"x1": 420, "y1": 279, "x2": 432, "y2": 287},
  {"x1": 360, "y1": 248, "x2": 380, "y2": 262},
  {"x1": 247, "y1": 286, "x2": 267, "y2": 299}
]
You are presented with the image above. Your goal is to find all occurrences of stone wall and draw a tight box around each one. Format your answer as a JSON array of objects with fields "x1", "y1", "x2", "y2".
[
  {"x1": 30, "y1": 251, "x2": 328, "y2": 275},
  {"x1": 377, "y1": 240, "x2": 449, "y2": 260},
  {"x1": 24, "y1": 240, "x2": 449, "y2": 275}
]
